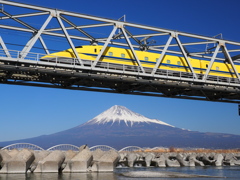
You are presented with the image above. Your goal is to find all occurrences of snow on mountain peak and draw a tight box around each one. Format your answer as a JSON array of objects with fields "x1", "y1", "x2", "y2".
[{"x1": 85, "y1": 105, "x2": 174, "y2": 127}]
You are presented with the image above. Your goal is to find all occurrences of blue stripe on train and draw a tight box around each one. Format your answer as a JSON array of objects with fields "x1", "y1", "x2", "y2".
[{"x1": 81, "y1": 53, "x2": 239, "y2": 75}]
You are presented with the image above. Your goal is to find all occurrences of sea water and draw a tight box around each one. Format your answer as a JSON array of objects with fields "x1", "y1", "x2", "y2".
[{"x1": 0, "y1": 166, "x2": 239, "y2": 180}]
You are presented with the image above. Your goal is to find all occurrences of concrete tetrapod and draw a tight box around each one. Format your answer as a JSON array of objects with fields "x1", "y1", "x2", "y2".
[
  {"x1": 92, "y1": 149, "x2": 105, "y2": 161},
  {"x1": 165, "y1": 154, "x2": 180, "y2": 167},
  {"x1": 224, "y1": 153, "x2": 233, "y2": 165},
  {"x1": 92, "y1": 149, "x2": 120, "y2": 172},
  {"x1": 152, "y1": 154, "x2": 166, "y2": 167},
  {"x1": 0, "y1": 148, "x2": 20, "y2": 173},
  {"x1": 233, "y1": 153, "x2": 240, "y2": 165},
  {"x1": 7, "y1": 149, "x2": 19, "y2": 158},
  {"x1": 189, "y1": 153, "x2": 204, "y2": 167},
  {"x1": 119, "y1": 152, "x2": 127, "y2": 161},
  {"x1": 224, "y1": 153, "x2": 240, "y2": 166},
  {"x1": 199, "y1": 153, "x2": 216, "y2": 165},
  {"x1": 234, "y1": 160, "x2": 240, "y2": 165},
  {"x1": 1, "y1": 147, "x2": 240, "y2": 174},
  {"x1": 0, "y1": 153, "x2": 2, "y2": 166},
  {"x1": 30, "y1": 151, "x2": 50, "y2": 172},
  {"x1": 214, "y1": 153, "x2": 224, "y2": 166},
  {"x1": 61, "y1": 150, "x2": 77, "y2": 173},
  {"x1": 126, "y1": 153, "x2": 139, "y2": 167},
  {"x1": 144, "y1": 153, "x2": 155, "y2": 167},
  {"x1": 166, "y1": 159, "x2": 180, "y2": 167},
  {"x1": 118, "y1": 152, "x2": 128, "y2": 167},
  {"x1": 0, "y1": 149, "x2": 34, "y2": 173},
  {"x1": 176, "y1": 153, "x2": 190, "y2": 166},
  {"x1": 68, "y1": 147, "x2": 93, "y2": 173},
  {"x1": 231, "y1": 154, "x2": 240, "y2": 166},
  {"x1": 0, "y1": 150, "x2": 12, "y2": 173},
  {"x1": 134, "y1": 153, "x2": 145, "y2": 167},
  {"x1": 90, "y1": 149, "x2": 105, "y2": 171},
  {"x1": 36, "y1": 150, "x2": 65, "y2": 173}
]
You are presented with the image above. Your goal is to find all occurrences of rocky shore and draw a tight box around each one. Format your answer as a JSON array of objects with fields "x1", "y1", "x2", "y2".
[{"x1": 0, "y1": 146, "x2": 240, "y2": 174}]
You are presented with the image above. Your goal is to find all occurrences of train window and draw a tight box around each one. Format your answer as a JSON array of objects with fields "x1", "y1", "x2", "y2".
[
  {"x1": 177, "y1": 61, "x2": 181, "y2": 65},
  {"x1": 109, "y1": 52, "x2": 113, "y2": 56},
  {"x1": 121, "y1": 53, "x2": 125, "y2": 58},
  {"x1": 216, "y1": 66, "x2": 219, "y2": 70},
  {"x1": 144, "y1": 57, "x2": 149, "y2": 61},
  {"x1": 167, "y1": 60, "x2": 171, "y2": 64}
]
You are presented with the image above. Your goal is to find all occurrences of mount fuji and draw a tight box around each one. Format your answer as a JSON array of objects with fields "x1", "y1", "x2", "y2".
[
  {"x1": 84, "y1": 105, "x2": 173, "y2": 127},
  {"x1": 1, "y1": 105, "x2": 240, "y2": 149}
]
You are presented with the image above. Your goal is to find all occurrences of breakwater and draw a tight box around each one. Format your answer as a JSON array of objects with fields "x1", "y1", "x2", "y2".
[
  {"x1": 0, "y1": 146, "x2": 240, "y2": 174},
  {"x1": 119, "y1": 151, "x2": 240, "y2": 168}
]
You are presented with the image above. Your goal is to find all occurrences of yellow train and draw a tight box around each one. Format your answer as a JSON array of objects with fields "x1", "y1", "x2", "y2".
[{"x1": 41, "y1": 45, "x2": 238, "y2": 78}]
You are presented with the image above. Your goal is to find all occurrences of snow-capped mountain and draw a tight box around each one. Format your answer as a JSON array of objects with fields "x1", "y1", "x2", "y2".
[
  {"x1": 84, "y1": 105, "x2": 174, "y2": 127},
  {"x1": 1, "y1": 105, "x2": 240, "y2": 150}
]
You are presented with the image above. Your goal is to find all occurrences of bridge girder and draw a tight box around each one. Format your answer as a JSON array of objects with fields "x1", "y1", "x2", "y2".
[
  {"x1": 0, "y1": 58, "x2": 239, "y2": 103},
  {"x1": 0, "y1": 1, "x2": 239, "y2": 103}
]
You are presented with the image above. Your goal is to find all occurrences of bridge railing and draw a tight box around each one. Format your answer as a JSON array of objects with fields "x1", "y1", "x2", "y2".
[
  {"x1": 0, "y1": 49, "x2": 44, "y2": 61},
  {"x1": 0, "y1": 48, "x2": 240, "y2": 87}
]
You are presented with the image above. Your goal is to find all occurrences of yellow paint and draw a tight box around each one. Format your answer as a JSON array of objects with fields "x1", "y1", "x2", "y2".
[{"x1": 41, "y1": 45, "x2": 239, "y2": 78}]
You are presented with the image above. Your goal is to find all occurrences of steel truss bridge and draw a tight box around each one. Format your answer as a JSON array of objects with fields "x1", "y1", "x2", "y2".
[{"x1": 0, "y1": 1, "x2": 240, "y2": 103}]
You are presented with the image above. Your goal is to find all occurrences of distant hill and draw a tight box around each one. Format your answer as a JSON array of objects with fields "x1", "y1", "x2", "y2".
[{"x1": 1, "y1": 105, "x2": 240, "y2": 150}]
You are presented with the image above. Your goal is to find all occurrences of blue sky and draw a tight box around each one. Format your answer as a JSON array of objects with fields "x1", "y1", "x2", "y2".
[{"x1": 1, "y1": 0, "x2": 240, "y2": 142}]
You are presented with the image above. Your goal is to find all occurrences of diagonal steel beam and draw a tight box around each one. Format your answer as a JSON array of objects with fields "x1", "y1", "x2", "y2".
[
  {"x1": 56, "y1": 14, "x2": 83, "y2": 66},
  {"x1": 60, "y1": 15, "x2": 95, "y2": 42},
  {"x1": 92, "y1": 25, "x2": 118, "y2": 67},
  {"x1": 1, "y1": 10, "x2": 51, "y2": 55},
  {"x1": 154, "y1": 41, "x2": 216, "y2": 48},
  {"x1": 98, "y1": 32, "x2": 169, "y2": 41},
  {"x1": 1, "y1": 10, "x2": 37, "y2": 32},
  {"x1": 222, "y1": 44, "x2": 240, "y2": 81},
  {"x1": 121, "y1": 26, "x2": 145, "y2": 73},
  {"x1": 20, "y1": 14, "x2": 53, "y2": 59},
  {"x1": 151, "y1": 34, "x2": 173, "y2": 75},
  {"x1": 44, "y1": 23, "x2": 113, "y2": 32},
  {"x1": 0, "y1": 36, "x2": 11, "y2": 58},
  {"x1": 175, "y1": 34, "x2": 198, "y2": 79},
  {"x1": 124, "y1": 28, "x2": 142, "y2": 46},
  {"x1": 39, "y1": 36, "x2": 49, "y2": 54},
  {"x1": 202, "y1": 44, "x2": 221, "y2": 81},
  {"x1": 0, "y1": 12, "x2": 49, "y2": 20}
]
